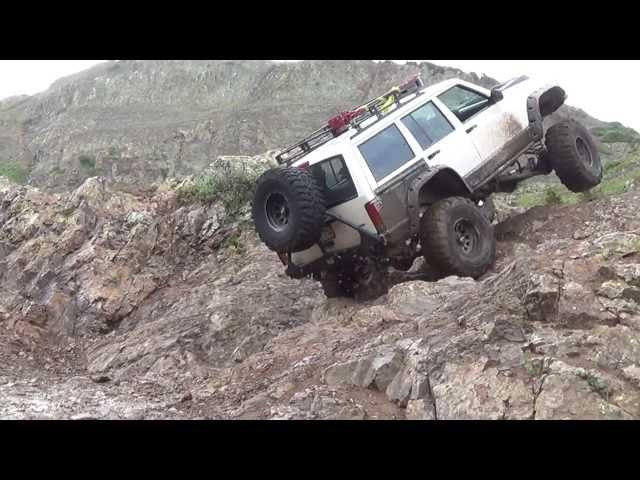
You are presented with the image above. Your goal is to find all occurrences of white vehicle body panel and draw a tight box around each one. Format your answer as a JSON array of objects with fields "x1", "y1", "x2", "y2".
[{"x1": 287, "y1": 76, "x2": 565, "y2": 268}]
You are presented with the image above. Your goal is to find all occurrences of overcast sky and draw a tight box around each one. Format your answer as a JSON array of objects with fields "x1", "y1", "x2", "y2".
[
  {"x1": 0, "y1": 60, "x2": 638, "y2": 131},
  {"x1": 420, "y1": 60, "x2": 640, "y2": 132}
]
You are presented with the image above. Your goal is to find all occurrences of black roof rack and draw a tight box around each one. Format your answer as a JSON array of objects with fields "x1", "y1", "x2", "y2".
[
  {"x1": 274, "y1": 124, "x2": 337, "y2": 166},
  {"x1": 275, "y1": 75, "x2": 425, "y2": 166}
]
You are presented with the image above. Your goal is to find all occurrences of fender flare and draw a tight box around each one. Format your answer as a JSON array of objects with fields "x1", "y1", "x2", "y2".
[
  {"x1": 406, "y1": 166, "x2": 473, "y2": 235},
  {"x1": 527, "y1": 85, "x2": 567, "y2": 142}
]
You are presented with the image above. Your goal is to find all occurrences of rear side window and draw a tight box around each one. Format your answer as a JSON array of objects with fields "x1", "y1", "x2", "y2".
[
  {"x1": 358, "y1": 124, "x2": 415, "y2": 181},
  {"x1": 310, "y1": 155, "x2": 357, "y2": 208},
  {"x1": 438, "y1": 85, "x2": 490, "y2": 123},
  {"x1": 401, "y1": 101, "x2": 454, "y2": 150}
]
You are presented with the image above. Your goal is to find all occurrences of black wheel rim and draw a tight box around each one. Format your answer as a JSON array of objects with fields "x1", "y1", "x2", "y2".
[
  {"x1": 576, "y1": 137, "x2": 593, "y2": 167},
  {"x1": 453, "y1": 218, "x2": 480, "y2": 255},
  {"x1": 265, "y1": 192, "x2": 290, "y2": 232}
]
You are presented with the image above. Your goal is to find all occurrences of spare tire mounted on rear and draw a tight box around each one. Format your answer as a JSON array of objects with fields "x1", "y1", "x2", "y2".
[{"x1": 252, "y1": 167, "x2": 327, "y2": 253}]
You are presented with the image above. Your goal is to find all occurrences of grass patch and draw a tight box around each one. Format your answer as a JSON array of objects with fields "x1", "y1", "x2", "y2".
[
  {"x1": 513, "y1": 147, "x2": 640, "y2": 208},
  {"x1": 598, "y1": 175, "x2": 637, "y2": 196},
  {"x1": 78, "y1": 154, "x2": 96, "y2": 171},
  {"x1": 514, "y1": 186, "x2": 577, "y2": 209},
  {"x1": 577, "y1": 371, "x2": 611, "y2": 401},
  {"x1": 177, "y1": 160, "x2": 264, "y2": 216},
  {"x1": 220, "y1": 228, "x2": 247, "y2": 255},
  {"x1": 515, "y1": 191, "x2": 545, "y2": 209},
  {"x1": 0, "y1": 162, "x2": 28, "y2": 184},
  {"x1": 604, "y1": 158, "x2": 625, "y2": 174},
  {"x1": 578, "y1": 189, "x2": 599, "y2": 203},
  {"x1": 592, "y1": 122, "x2": 640, "y2": 144},
  {"x1": 597, "y1": 142, "x2": 612, "y2": 155},
  {"x1": 544, "y1": 187, "x2": 562, "y2": 206},
  {"x1": 60, "y1": 206, "x2": 77, "y2": 218}
]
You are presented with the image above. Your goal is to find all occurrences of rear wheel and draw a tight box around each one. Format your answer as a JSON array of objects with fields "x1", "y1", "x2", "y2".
[
  {"x1": 420, "y1": 197, "x2": 496, "y2": 279},
  {"x1": 545, "y1": 120, "x2": 602, "y2": 193}
]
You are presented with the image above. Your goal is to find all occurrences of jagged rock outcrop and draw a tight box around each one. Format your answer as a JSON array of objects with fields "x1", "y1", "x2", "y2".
[
  {"x1": 2, "y1": 174, "x2": 640, "y2": 419},
  {"x1": 0, "y1": 60, "x2": 617, "y2": 192}
]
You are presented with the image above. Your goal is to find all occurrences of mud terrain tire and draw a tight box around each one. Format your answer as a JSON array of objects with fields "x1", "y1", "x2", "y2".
[
  {"x1": 252, "y1": 167, "x2": 326, "y2": 253},
  {"x1": 420, "y1": 197, "x2": 496, "y2": 279},
  {"x1": 545, "y1": 120, "x2": 603, "y2": 193},
  {"x1": 478, "y1": 197, "x2": 496, "y2": 223}
]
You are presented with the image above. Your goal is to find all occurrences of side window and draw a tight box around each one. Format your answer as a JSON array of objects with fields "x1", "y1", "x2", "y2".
[
  {"x1": 401, "y1": 101, "x2": 454, "y2": 150},
  {"x1": 358, "y1": 124, "x2": 415, "y2": 181},
  {"x1": 438, "y1": 85, "x2": 490, "y2": 123},
  {"x1": 310, "y1": 155, "x2": 357, "y2": 207}
]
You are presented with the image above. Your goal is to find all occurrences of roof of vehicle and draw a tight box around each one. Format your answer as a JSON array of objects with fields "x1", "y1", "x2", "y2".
[{"x1": 290, "y1": 77, "x2": 466, "y2": 166}]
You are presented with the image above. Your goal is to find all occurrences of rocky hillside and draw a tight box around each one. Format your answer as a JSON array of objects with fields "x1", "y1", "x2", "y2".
[
  {"x1": 0, "y1": 60, "x2": 629, "y2": 192},
  {"x1": 2, "y1": 60, "x2": 640, "y2": 420},
  {"x1": 2, "y1": 168, "x2": 640, "y2": 419}
]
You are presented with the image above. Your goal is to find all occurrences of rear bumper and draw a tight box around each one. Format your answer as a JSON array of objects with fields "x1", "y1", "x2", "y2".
[
  {"x1": 288, "y1": 212, "x2": 386, "y2": 272},
  {"x1": 283, "y1": 230, "x2": 387, "y2": 279}
]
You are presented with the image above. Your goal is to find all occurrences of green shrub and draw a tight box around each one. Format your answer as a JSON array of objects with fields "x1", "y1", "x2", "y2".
[
  {"x1": 604, "y1": 158, "x2": 625, "y2": 174},
  {"x1": 592, "y1": 124, "x2": 640, "y2": 144},
  {"x1": 544, "y1": 187, "x2": 563, "y2": 206},
  {"x1": 178, "y1": 160, "x2": 263, "y2": 215},
  {"x1": 221, "y1": 229, "x2": 247, "y2": 255},
  {"x1": 515, "y1": 191, "x2": 545, "y2": 209},
  {"x1": 0, "y1": 162, "x2": 28, "y2": 184},
  {"x1": 78, "y1": 154, "x2": 96, "y2": 170},
  {"x1": 577, "y1": 371, "x2": 611, "y2": 400},
  {"x1": 579, "y1": 189, "x2": 600, "y2": 202},
  {"x1": 598, "y1": 175, "x2": 637, "y2": 196},
  {"x1": 60, "y1": 206, "x2": 77, "y2": 218}
]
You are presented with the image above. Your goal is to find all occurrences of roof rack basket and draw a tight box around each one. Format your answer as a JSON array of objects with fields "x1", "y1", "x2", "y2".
[{"x1": 276, "y1": 74, "x2": 424, "y2": 166}]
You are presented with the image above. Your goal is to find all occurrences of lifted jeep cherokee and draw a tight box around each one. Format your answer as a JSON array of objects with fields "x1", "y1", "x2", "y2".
[{"x1": 251, "y1": 74, "x2": 603, "y2": 300}]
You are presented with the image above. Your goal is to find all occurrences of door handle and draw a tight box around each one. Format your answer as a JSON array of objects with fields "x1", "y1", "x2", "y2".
[
  {"x1": 465, "y1": 124, "x2": 478, "y2": 134},
  {"x1": 427, "y1": 150, "x2": 440, "y2": 160}
]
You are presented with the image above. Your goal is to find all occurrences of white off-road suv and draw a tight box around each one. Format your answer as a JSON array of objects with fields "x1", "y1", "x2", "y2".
[{"x1": 252, "y1": 74, "x2": 603, "y2": 299}]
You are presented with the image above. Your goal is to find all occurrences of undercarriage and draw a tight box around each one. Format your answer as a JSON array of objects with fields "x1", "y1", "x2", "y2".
[{"x1": 474, "y1": 142, "x2": 551, "y2": 197}]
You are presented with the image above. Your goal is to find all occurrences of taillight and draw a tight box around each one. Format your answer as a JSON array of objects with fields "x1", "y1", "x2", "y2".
[{"x1": 365, "y1": 198, "x2": 385, "y2": 233}]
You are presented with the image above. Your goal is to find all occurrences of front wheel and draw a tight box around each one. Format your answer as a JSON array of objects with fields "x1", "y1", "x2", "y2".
[
  {"x1": 477, "y1": 196, "x2": 496, "y2": 223},
  {"x1": 545, "y1": 119, "x2": 602, "y2": 193},
  {"x1": 420, "y1": 197, "x2": 496, "y2": 279}
]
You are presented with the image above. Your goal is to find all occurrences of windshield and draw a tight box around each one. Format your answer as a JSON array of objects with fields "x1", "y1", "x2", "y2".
[{"x1": 438, "y1": 85, "x2": 490, "y2": 123}]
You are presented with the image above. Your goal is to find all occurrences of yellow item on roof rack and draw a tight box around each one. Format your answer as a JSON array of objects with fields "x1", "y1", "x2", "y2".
[
  {"x1": 379, "y1": 91, "x2": 397, "y2": 114},
  {"x1": 361, "y1": 86, "x2": 401, "y2": 116}
]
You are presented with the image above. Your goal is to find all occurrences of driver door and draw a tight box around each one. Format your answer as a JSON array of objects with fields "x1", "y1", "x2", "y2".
[{"x1": 436, "y1": 84, "x2": 525, "y2": 163}]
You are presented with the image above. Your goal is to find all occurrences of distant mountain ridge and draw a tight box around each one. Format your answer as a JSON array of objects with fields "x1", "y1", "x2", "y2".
[{"x1": 0, "y1": 60, "x2": 633, "y2": 191}]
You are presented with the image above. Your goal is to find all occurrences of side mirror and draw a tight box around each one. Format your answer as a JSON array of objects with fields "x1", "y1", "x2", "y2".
[{"x1": 490, "y1": 88, "x2": 504, "y2": 103}]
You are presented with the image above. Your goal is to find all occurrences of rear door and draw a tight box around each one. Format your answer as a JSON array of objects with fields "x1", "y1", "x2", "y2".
[{"x1": 354, "y1": 100, "x2": 482, "y2": 245}]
